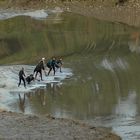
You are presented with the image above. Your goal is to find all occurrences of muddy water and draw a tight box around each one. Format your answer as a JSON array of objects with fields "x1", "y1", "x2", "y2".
[{"x1": 0, "y1": 11, "x2": 140, "y2": 139}]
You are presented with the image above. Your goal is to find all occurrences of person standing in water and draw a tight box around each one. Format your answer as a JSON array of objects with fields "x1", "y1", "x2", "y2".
[
  {"x1": 33, "y1": 57, "x2": 46, "y2": 81},
  {"x1": 47, "y1": 57, "x2": 56, "y2": 76},
  {"x1": 56, "y1": 58, "x2": 63, "y2": 72},
  {"x1": 18, "y1": 67, "x2": 26, "y2": 88}
]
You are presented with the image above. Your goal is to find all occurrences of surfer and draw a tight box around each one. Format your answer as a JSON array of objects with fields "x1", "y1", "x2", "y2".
[
  {"x1": 33, "y1": 57, "x2": 46, "y2": 81},
  {"x1": 18, "y1": 67, "x2": 26, "y2": 88},
  {"x1": 26, "y1": 74, "x2": 34, "y2": 84},
  {"x1": 47, "y1": 57, "x2": 56, "y2": 76},
  {"x1": 55, "y1": 58, "x2": 63, "y2": 72}
]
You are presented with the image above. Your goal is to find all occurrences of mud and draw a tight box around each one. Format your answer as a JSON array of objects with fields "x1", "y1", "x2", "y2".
[{"x1": 0, "y1": 111, "x2": 121, "y2": 140}]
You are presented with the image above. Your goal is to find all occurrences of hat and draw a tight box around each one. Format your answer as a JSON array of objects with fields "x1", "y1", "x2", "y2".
[{"x1": 42, "y1": 57, "x2": 45, "y2": 60}]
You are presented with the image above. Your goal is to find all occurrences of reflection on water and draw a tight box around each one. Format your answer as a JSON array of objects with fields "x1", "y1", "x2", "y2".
[
  {"x1": 18, "y1": 93, "x2": 26, "y2": 113},
  {"x1": 16, "y1": 83, "x2": 63, "y2": 115},
  {"x1": 1, "y1": 11, "x2": 140, "y2": 139}
]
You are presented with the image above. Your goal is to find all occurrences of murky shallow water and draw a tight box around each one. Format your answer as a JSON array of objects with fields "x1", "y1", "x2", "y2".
[{"x1": 0, "y1": 9, "x2": 140, "y2": 139}]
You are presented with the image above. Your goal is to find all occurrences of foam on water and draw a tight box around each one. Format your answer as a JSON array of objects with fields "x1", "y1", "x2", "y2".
[
  {"x1": 0, "y1": 9, "x2": 48, "y2": 20},
  {"x1": 0, "y1": 65, "x2": 72, "y2": 110}
]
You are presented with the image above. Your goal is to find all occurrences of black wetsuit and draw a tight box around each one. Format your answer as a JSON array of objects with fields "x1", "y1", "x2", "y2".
[
  {"x1": 47, "y1": 59, "x2": 56, "y2": 76},
  {"x1": 26, "y1": 74, "x2": 34, "y2": 84},
  {"x1": 34, "y1": 60, "x2": 45, "y2": 80},
  {"x1": 18, "y1": 69, "x2": 26, "y2": 88},
  {"x1": 47, "y1": 60, "x2": 52, "y2": 68},
  {"x1": 56, "y1": 59, "x2": 62, "y2": 72}
]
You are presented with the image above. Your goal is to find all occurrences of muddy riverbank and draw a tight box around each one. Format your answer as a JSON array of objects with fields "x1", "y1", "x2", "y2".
[{"x1": 0, "y1": 111, "x2": 121, "y2": 140}]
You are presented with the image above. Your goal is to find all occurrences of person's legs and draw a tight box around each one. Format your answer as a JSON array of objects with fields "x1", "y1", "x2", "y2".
[
  {"x1": 35, "y1": 71, "x2": 38, "y2": 80},
  {"x1": 55, "y1": 64, "x2": 59, "y2": 72},
  {"x1": 18, "y1": 77, "x2": 22, "y2": 87},
  {"x1": 39, "y1": 70, "x2": 43, "y2": 80},
  {"x1": 60, "y1": 66, "x2": 62, "y2": 72},
  {"x1": 21, "y1": 77, "x2": 26, "y2": 88},
  {"x1": 48, "y1": 67, "x2": 52, "y2": 75},
  {"x1": 52, "y1": 66, "x2": 55, "y2": 75}
]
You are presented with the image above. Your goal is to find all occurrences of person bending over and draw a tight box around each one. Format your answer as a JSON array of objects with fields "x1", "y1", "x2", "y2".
[
  {"x1": 26, "y1": 74, "x2": 34, "y2": 84},
  {"x1": 34, "y1": 57, "x2": 46, "y2": 81},
  {"x1": 55, "y1": 58, "x2": 63, "y2": 72}
]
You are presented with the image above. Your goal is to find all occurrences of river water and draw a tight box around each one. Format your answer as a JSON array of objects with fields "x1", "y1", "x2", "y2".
[{"x1": 0, "y1": 9, "x2": 140, "y2": 140}]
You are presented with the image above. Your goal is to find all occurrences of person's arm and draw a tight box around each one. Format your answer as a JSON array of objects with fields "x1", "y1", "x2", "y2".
[
  {"x1": 22, "y1": 70, "x2": 26, "y2": 78},
  {"x1": 42, "y1": 61, "x2": 47, "y2": 76}
]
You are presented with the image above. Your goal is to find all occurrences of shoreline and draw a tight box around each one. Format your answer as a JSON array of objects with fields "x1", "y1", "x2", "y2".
[
  {"x1": 0, "y1": 110, "x2": 121, "y2": 140},
  {"x1": 0, "y1": 1, "x2": 140, "y2": 27},
  {"x1": 62, "y1": 1, "x2": 140, "y2": 27}
]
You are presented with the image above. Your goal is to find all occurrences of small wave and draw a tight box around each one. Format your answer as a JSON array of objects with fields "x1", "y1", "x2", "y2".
[
  {"x1": 101, "y1": 57, "x2": 128, "y2": 71},
  {"x1": 23, "y1": 10, "x2": 48, "y2": 20},
  {"x1": 0, "y1": 9, "x2": 48, "y2": 20},
  {"x1": 101, "y1": 58, "x2": 114, "y2": 72}
]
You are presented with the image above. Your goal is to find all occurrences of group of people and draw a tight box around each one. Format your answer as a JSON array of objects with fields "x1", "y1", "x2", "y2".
[{"x1": 18, "y1": 57, "x2": 63, "y2": 88}]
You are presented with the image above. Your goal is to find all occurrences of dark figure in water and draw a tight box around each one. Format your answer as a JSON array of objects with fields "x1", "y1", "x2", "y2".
[
  {"x1": 55, "y1": 58, "x2": 63, "y2": 72},
  {"x1": 18, "y1": 67, "x2": 26, "y2": 88},
  {"x1": 47, "y1": 57, "x2": 56, "y2": 76},
  {"x1": 34, "y1": 58, "x2": 46, "y2": 81},
  {"x1": 26, "y1": 74, "x2": 34, "y2": 84}
]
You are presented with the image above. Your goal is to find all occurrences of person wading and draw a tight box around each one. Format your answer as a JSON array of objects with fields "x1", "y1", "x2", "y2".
[
  {"x1": 55, "y1": 58, "x2": 63, "y2": 72},
  {"x1": 33, "y1": 57, "x2": 46, "y2": 81},
  {"x1": 47, "y1": 57, "x2": 56, "y2": 76},
  {"x1": 18, "y1": 67, "x2": 26, "y2": 88}
]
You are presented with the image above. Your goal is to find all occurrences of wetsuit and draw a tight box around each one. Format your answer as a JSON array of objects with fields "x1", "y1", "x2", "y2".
[
  {"x1": 26, "y1": 74, "x2": 34, "y2": 84},
  {"x1": 47, "y1": 60, "x2": 52, "y2": 69},
  {"x1": 18, "y1": 69, "x2": 26, "y2": 88},
  {"x1": 47, "y1": 59, "x2": 56, "y2": 76},
  {"x1": 34, "y1": 60, "x2": 45, "y2": 80},
  {"x1": 56, "y1": 59, "x2": 62, "y2": 72}
]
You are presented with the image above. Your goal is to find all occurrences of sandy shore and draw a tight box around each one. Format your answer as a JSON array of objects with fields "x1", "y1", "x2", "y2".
[{"x1": 0, "y1": 111, "x2": 121, "y2": 140}]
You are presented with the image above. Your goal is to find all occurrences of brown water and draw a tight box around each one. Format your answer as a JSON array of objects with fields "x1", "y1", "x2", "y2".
[{"x1": 0, "y1": 11, "x2": 140, "y2": 139}]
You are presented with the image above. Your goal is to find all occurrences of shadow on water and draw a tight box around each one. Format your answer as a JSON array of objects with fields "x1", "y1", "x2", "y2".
[{"x1": 1, "y1": 11, "x2": 140, "y2": 139}]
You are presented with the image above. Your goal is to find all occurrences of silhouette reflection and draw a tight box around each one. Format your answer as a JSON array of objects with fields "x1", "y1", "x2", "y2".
[
  {"x1": 47, "y1": 82, "x2": 62, "y2": 95},
  {"x1": 18, "y1": 93, "x2": 26, "y2": 113}
]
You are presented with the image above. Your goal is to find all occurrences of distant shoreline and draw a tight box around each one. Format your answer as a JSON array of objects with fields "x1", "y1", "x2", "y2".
[{"x1": 0, "y1": 0, "x2": 140, "y2": 27}]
